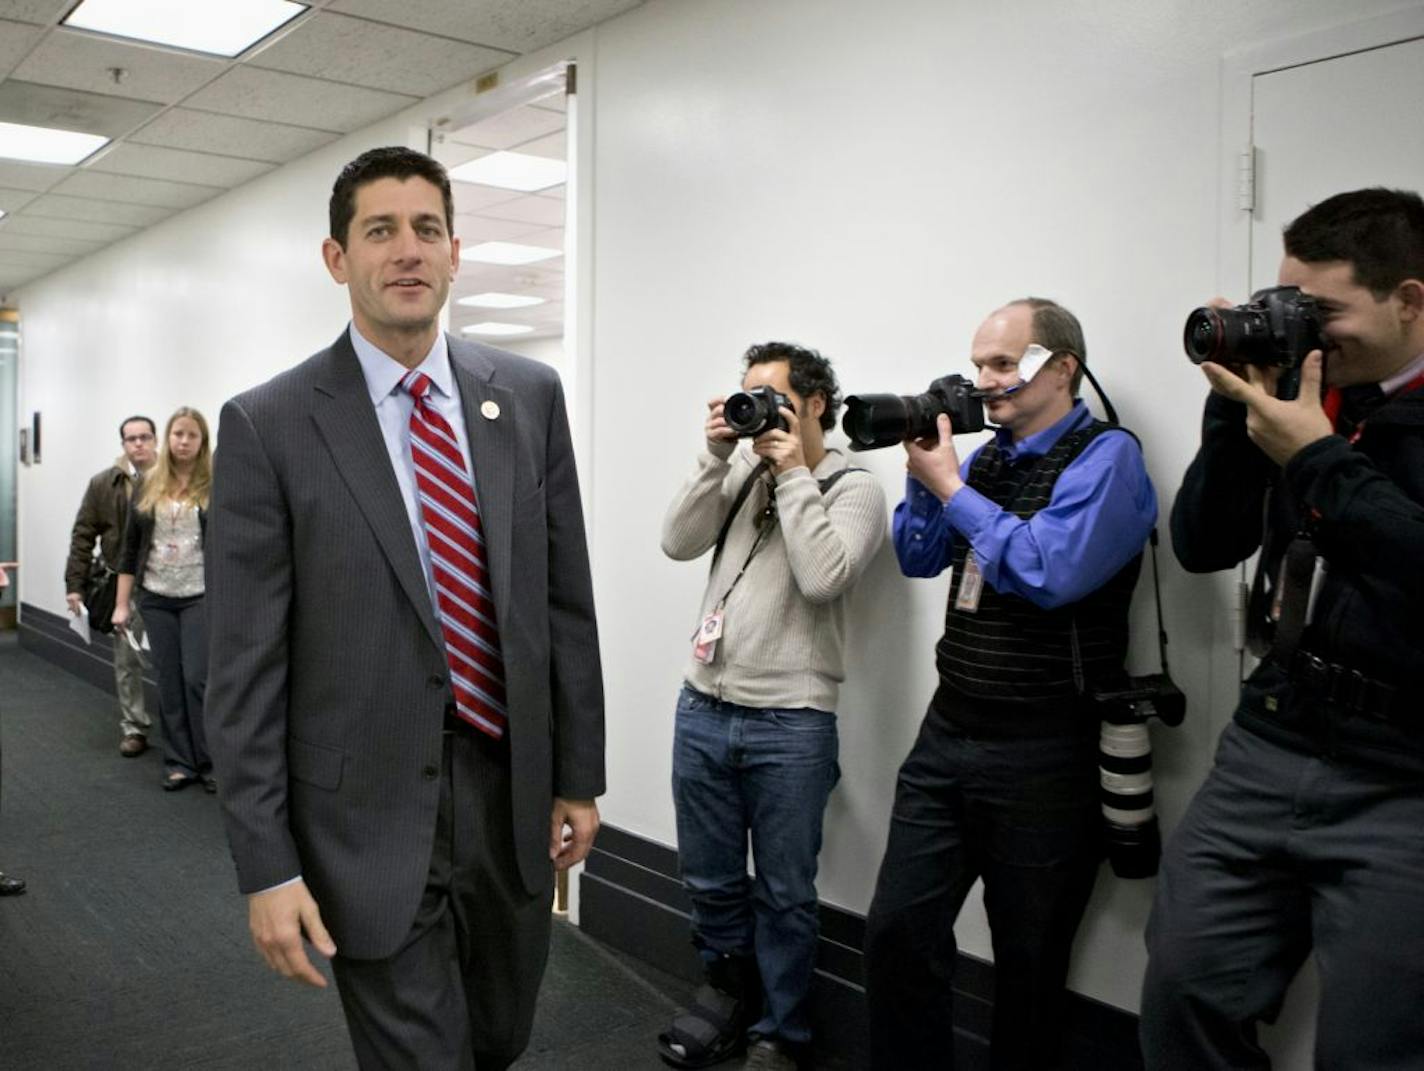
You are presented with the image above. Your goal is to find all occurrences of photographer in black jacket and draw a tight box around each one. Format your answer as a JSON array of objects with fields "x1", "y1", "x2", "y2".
[{"x1": 1141, "y1": 188, "x2": 1424, "y2": 1069}]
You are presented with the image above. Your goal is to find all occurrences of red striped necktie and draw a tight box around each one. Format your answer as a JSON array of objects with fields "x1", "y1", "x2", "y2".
[{"x1": 402, "y1": 370, "x2": 507, "y2": 739}]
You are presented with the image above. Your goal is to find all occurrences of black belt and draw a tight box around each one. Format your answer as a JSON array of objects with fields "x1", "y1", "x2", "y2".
[{"x1": 1289, "y1": 650, "x2": 1399, "y2": 721}]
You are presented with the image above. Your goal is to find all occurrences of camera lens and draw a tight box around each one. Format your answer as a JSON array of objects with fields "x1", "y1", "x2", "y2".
[
  {"x1": 842, "y1": 394, "x2": 913, "y2": 451},
  {"x1": 1183, "y1": 308, "x2": 1223, "y2": 364},
  {"x1": 724, "y1": 393, "x2": 758, "y2": 430}
]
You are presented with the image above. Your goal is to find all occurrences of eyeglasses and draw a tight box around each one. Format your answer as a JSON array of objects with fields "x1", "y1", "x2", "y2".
[{"x1": 122, "y1": 434, "x2": 155, "y2": 444}]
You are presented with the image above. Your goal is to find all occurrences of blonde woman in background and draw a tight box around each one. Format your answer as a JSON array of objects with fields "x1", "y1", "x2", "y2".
[{"x1": 114, "y1": 408, "x2": 214, "y2": 793}]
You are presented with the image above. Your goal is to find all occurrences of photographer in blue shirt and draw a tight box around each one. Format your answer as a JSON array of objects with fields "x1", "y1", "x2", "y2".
[{"x1": 864, "y1": 298, "x2": 1157, "y2": 1071}]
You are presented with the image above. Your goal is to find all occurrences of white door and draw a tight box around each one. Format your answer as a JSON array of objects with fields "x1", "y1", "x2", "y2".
[{"x1": 1234, "y1": 30, "x2": 1424, "y2": 1071}]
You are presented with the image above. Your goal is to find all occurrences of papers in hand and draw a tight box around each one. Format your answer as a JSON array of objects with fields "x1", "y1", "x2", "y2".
[{"x1": 69, "y1": 606, "x2": 92, "y2": 645}]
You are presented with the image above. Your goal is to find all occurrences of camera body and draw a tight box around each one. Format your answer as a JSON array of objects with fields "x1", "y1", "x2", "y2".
[
  {"x1": 1091, "y1": 673, "x2": 1186, "y2": 728},
  {"x1": 842, "y1": 373, "x2": 987, "y2": 452},
  {"x1": 724, "y1": 385, "x2": 792, "y2": 438},
  {"x1": 1183, "y1": 286, "x2": 1326, "y2": 400}
]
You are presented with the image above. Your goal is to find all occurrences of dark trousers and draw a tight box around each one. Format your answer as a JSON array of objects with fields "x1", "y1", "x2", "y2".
[
  {"x1": 1141, "y1": 721, "x2": 1424, "y2": 1070},
  {"x1": 139, "y1": 590, "x2": 210, "y2": 777},
  {"x1": 332, "y1": 722, "x2": 552, "y2": 1070},
  {"x1": 864, "y1": 697, "x2": 1101, "y2": 1071}
]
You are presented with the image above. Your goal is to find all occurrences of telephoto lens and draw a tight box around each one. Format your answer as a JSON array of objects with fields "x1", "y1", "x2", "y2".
[{"x1": 1098, "y1": 721, "x2": 1161, "y2": 879}]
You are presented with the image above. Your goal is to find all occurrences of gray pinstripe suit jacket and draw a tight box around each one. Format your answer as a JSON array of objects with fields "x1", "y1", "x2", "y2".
[{"x1": 204, "y1": 330, "x2": 605, "y2": 960}]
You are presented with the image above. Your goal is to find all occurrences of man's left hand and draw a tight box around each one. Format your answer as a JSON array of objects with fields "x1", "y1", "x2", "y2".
[
  {"x1": 1201, "y1": 351, "x2": 1334, "y2": 466},
  {"x1": 752, "y1": 407, "x2": 807, "y2": 475},
  {"x1": 905, "y1": 413, "x2": 964, "y2": 503},
  {"x1": 550, "y1": 797, "x2": 600, "y2": 871}
]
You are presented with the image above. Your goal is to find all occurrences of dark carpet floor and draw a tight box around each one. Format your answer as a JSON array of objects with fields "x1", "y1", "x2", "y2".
[{"x1": 0, "y1": 633, "x2": 699, "y2": 1070}]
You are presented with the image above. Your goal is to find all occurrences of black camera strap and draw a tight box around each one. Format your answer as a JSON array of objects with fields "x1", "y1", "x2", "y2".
[
  {"x1": 1060, "y1": 365, "x2": 1175, "y2": 690},
  {"x1": 711, "y1": 459, "x2": 773, "y2": 570}
]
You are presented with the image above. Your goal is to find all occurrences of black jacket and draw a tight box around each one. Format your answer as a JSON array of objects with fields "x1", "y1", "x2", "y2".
[{"x1": 1172, "y1": 384, "x2": 1424, "y2": 774}]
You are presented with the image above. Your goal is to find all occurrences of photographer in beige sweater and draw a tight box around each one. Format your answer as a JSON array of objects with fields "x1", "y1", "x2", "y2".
[{"x1": 657, "y1": 341, "x2": 886, "y2": 1071}]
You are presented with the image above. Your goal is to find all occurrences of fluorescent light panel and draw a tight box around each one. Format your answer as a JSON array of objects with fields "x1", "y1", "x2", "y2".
[
  {"x1": 449, "y1": 151, "x2": 567, "y2": 193},
  {"x1": 464, "y1": 242, "x2": 561, "y2": 266},
  {"x1": 63, "y1": 0, "x2": 308, "y2": 58},
  {"x1": 0, "y1": 121, "x2": 110, "y2": 165},
  {"x1": 457, "y1": 292, "x2": 546, "y2": 309},
  {"x1": 462, "y1": 322, "x2": 534, "y2": 337}
]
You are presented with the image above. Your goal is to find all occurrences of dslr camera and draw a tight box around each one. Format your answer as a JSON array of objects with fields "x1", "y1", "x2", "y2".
[
  {"x1": 841, "y1": 374, "x2": 986, "y2": 452},
  {"x1": 723, "y1": 385, "x2": 792, "y2": 437},
  {"x1": 1182, "y1": 285, "x2": 1326, "y2": 399}
]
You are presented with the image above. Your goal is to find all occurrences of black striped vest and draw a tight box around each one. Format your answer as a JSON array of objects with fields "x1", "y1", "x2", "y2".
[{"x1": 935, "y1": 421, "x2": 1142, "y2": 704}]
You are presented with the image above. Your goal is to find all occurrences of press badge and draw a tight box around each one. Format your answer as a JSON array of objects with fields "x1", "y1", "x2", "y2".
[
  {"x1": 692, "y1": 608, "x2": 725, "y2": 664},
  {"x1": 955, "y1": 552, "x2": 983, "y2": 613}
]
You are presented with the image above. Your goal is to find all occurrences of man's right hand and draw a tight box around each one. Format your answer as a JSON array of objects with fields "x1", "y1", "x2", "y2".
[
  {"x1": 247, "y1": 879, "x2": 337, "y2": 988},
  {"x1": 705, "y1": 396, "x2": 736, "y2": 458},
  {"x1": 65, "y1": 592, "x2": 83, "y2": 616}
]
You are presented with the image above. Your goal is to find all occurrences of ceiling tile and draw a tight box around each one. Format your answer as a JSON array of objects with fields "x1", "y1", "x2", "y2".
[
  {"x1": 23, "y1": 192, "x2": 173, "y2": 226},
  {"x1": 0, "y1": 1, "x2": 69, "y2": 26},
  {"x1": 0, "y1": 185, "x2": 38, "y2": 212},
  {"x1": 328, "y1": 0, "x2": 645, "y2": 53},
  {"x1": 449, "y1": 106, "x2": 564, "y2": 151},
  {"x1": 0, "y1": 248, "x2": 72, "y2": 270},
  {"x1": 0, "y1": 79, "x2": 164, "y2": 138},
  {"x1": 53, "y1": 169, "x2": 220, "y2": 209},
  {"x1": 13, "y1": 28, "x2": 226, "y2": 104},
  {"x1": 0, "y1": 159, "x2": 69, "y2": 192},
  {"x1": 448, "y1": 181, "x2": 523, "y2": 212},
  {"x1": 129, "y1": 107, "x2": 338, "y2": 164},
  {"x1": 454, "y1": 215, "x2": 547, "y2": 244},
  {"x1": 0, "y1": 212, "x2": 137, "y2": 241},
  {"x1": 0, "y1": 230, "x2": 106, "y2": 255},
  {"x1": 185, "y1": 66, "x2": 418, "y2": 133},
  {"x1": 514, "y1": 129, "x2": 565, "y2": 159},
  {"x1": 250, "y1": 12, "x2": 510, "y2": 99},
  {"x1": 0, "y1": 18, "x2": 45, "y2": 72},
  {"x1": 478, "y1": 195, "x2": 565, "y2": 227},
  {"x1": 89, "y1": 142, "x2": 274, "y2": 188}
]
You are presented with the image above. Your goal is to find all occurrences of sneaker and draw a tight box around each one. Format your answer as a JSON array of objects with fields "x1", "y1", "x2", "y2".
[
  {"x1": 119, "y1": 734, "x2": 148, "y2": 757},
  {"x1": 744, "y1": 1038, "x2": 799, "y2": 1071}
]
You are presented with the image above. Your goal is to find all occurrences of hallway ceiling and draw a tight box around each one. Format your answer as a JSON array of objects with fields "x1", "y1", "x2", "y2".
[{"x1": 0, "y1": 0, "x2": 640, "y2": 296}]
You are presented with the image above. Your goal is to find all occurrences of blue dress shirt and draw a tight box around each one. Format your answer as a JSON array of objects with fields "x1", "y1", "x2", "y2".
[
  {"x1": 893, "y1": 400, "x2": 1158, "y2": 610},
  {"x1": 348, "y1": 322, "x2": 477, "y2": 611}
]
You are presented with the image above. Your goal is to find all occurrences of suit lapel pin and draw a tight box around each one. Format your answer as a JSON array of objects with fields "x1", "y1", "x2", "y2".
[{"x1": 481, "y1": 400, "x2": 501, "y2": 421}]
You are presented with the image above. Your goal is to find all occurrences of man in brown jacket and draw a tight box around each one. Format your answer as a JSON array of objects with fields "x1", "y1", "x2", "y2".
[{"x1": 65, "y1": 415, "x2": 156, "y2": 755}]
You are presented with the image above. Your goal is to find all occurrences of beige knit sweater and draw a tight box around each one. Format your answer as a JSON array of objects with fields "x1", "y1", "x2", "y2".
[{"x1": 661, "y1": 442, "x2": 888, "y2": 711}]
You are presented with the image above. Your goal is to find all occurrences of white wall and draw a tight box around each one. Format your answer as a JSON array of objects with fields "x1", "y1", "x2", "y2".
[{"x1": 13, "y1": 0, "x2": 1413, "y2": 1046}]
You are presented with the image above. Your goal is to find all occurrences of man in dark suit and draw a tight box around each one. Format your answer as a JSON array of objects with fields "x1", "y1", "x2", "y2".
[{"x1": 205, "y1": 146, "x2": 605, "y2": 1069}]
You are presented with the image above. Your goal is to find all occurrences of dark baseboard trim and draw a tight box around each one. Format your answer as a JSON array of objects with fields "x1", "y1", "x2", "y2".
[
  {"x1": 581, "y1": 823, "x2": 1144, "y2": 1068},
  {"x1": 19, "y1": 601, "x2": 160, "y2": 712}
]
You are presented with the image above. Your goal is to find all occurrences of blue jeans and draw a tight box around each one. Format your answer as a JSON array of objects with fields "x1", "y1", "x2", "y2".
[{"x1": 671, "y1": 684, "x2": 840, "y2": 1046}]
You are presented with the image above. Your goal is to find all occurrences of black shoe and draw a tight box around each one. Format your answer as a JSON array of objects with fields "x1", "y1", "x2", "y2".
[
  {"x1": 201, "y1": 775, "x2": 218, "y2": 794},
  {"x1": 0, "y1": 871, "x2": 26, "y2": 896},
  {"x1": 162, "y1": 773, "x2": 198, "y2": 792}
]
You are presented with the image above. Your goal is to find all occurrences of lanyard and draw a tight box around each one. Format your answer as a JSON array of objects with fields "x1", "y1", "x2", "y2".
[{"x1": 1322, "y1": 369, "x2": 1424, "y2": 444}]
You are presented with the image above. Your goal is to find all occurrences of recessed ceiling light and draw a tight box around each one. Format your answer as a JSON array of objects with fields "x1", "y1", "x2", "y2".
[
  {"x1": 464, "y1": 242, "x2": 561, "y2": 266},
  {"x1": 457, "y1": 292, "x2": 546, "y2": 309},
  {"x1": 63, "y1": 0, "x2": 308, "y2": 58},
  {"x1": 461, "y1": 322, "x2": 535, "y2": 337},
  {"x1": 0, "y1": 121, "x2": 111, "y2": 166},
  {"x1": 449, "y1": 151, "x2": 567, "y2": 193}
]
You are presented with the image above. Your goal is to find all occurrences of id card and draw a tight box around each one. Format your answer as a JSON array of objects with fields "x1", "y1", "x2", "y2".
[
  {"x1": 954, "y1": 551, "x2": 983, "y2": 613},
  {"x1": 692, "y1": 609, "x2": 725, "y2": 665}
]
